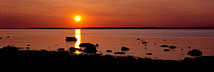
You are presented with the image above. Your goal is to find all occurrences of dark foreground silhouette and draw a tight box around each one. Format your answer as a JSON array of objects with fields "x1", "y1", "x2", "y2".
[{"x1": 0, "y1": 46, "x2": 214, "y2": 64}]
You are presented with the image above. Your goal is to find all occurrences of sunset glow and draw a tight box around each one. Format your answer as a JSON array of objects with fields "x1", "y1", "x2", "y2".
[{"x1": 1, "y1": 0, "x2": 214, "y2": 28}]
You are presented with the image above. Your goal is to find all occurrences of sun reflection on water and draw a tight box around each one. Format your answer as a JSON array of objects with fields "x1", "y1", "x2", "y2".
[
  {"x1": 74, "y1": 29, "x2": 82, "y2": 54},
  {"x1": 75, "y1": 29, "x2": 81, "y2": 48},
  {"x1": 74, "y1": 50, "x2": 82, "y2": 55}
]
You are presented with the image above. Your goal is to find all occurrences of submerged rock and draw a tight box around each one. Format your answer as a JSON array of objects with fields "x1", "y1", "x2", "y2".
[
  {"x1": 142, "y1": 41, "x2": 148, "y2": 46},
  {"x1": 161, "y1": 45, "x2": 169, "y2": 47},
  {"x1": 58, "y1": 48, "x2": 65, "y2": 52},
  {"x1": 164, "y1": 49, "x2": 170, "y2": 52},
  {"x1": 121, "y1": 46, "x2": 130, "y2": 51},
  {"x1": 142, "y1": 42, "x2": 148, "y2": 44},
  {"x1": 26, "y1": 44, "x2": 31, "y2": 46},
  {"x1": 79, "y1": 43, "x2": 97, "y2": 53},
  {"x1": 146, "y1": 53, "x2": 153, "y2": 55},
  {"x1": 106, "y1": 50, "x2": 112, "y2": 53},
  {"x1": 188, "y1": 49, "x2": 203, "y2": 56},
  {"x1": 169, "y1": 46, "x2": 176, "y2": 49},
  {"x1": 66, "y1": 37, "x2": 77, "y2": 42},
  {"x1": 26, "y1": 47, "x2": 31, "y2": 50},
  {"x1": 114, "y1": 52, "x2": 126, "y2": 54},
  {"x1": 6, "y1": 36, "x2": 10, "y2": 38}
]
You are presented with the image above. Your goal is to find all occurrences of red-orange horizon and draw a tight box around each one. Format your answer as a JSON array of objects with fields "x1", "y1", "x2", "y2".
[{"x1": 0, "y1": 0, "x2": 214, "y2": 28}]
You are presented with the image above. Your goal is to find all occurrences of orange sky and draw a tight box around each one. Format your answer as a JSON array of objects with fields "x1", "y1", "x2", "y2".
[{"x1": 0, "y1": 0, "x2": 214, "y2": 28}]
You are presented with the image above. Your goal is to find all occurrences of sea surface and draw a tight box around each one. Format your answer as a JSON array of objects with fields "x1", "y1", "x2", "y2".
[{"x1": 0, "y1": 29, "x2": 214, "y2": 60}]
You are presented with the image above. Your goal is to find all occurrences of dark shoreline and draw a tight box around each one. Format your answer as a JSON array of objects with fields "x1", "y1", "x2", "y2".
[{"x1": 1, "y1": 46, "x2": 214, "y2": 64}]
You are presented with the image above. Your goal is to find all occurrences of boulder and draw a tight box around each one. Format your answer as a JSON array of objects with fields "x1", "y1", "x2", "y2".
[
  {"x1": 79, "y1": 43, "x2": 97, "y2": 53},
  {"x1": 1, "y1": 46, "x2": 20, "y2": 56},
  {"x1": 161, "y1": 45, "x2": 168, "y2": 47},
  {"x1": 106, "y1": 50, "x2": 112, "y2": 53},
  {"x1": 69, "y1": 47, "x2": 77, "y2": 52},
  {"x1": 114, "y1": 52, "x2": 126, "y2": 54},
  {"x1": 164, "y1": 49, "x2": 170, "y2": 52},
  {"x1": 66, "y1": 37, "x2": 77, "y2": 42},
  {"x1": 146, "y1": 53, "x2": 153, "y2": 55},
  {"x1": 57, "y1": 48, "x2": 65, "y2": 52},
  {"x1": 188, "y1": 49, "x2": 203, "y2": 56},
  {"x1": 169, "y1": 46, "x2": 176, "y2": 49},
  {"x1": 121, "y1": 46, "x2": 130, "y2": 51}
]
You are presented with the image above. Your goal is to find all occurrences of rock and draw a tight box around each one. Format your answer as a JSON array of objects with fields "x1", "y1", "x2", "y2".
[
  {"x1": 57, "y1": 48, "x2": 65, "y2": 52},
  {"x1": 164, "y1": 49, "x2": 170, "y2": 52},
  {"x1": 142, "y1": 42, "x2": 148, "y2": 44},
  {"x1": 1, "y1": 46, "x2": 20, "y2": 56},
  {"x1": 0, "y1": 37, "x2": 2, "y2": 39},
  {"x1": 40, "y1": 49, "x2": 48, "y2": 52},
  {"x1": 69, "y1": 47, "x2": 77, "y2": 52},
  {"x1": 181, "y1": 54, "x2": 185, "y2": 55},
  {"x1": 26, "y1": 44, "x2": 31, "y2": 46},
  {"x1": 95, "y1": 44, "x2": 99, "y2": 47},
  {"x1": 6, "y1": 36, "x2": 10, "y2": 38},
  {"x1": 106, "y1": 50, "x2": 112, "y2": 53},
  {"x1": 26, "y1": 47, "x2": 31, "y2": 50},
  {"x1": 146, "y1": 53, "x2": 152, "y2": 55},
  {"x1": 188, "y1": 49, "x2": 203, "y2": 56},
  {"x1": 66, "y1": 37, "x2": 77, "y2": 42},
  {"x1": 121, "y1": 46, "x2": 130, "y2": 51},
  {"x1": 169, "y1": 46, "x2": 176, "y2": 49},
  {"x1": 142, "y1": 41, "x2": 148, "y2": 46},
  {"x1": 79, "y1": 43, "x2": 97, "y2": 53},
  {"x1": 114, "y1": 52, "x2": 126, "y2": 54},
  {"x1": 160, "y1": 45, "x2": 168, "y2": 47}
]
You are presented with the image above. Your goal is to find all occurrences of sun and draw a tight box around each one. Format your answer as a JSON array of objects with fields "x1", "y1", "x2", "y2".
[{"x1": 74, "y1": 16, "x2": 81, "y2": 22}]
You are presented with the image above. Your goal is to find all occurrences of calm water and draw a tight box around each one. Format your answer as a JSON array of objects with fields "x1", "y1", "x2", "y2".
[{"x1": 0, "y1": 29, "x2": 214, "y2": 60}]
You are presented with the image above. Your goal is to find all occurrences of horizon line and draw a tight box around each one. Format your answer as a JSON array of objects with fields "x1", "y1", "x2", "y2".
[{"x1": 1, "y1": 27, "x2": 214, "y2": 29}]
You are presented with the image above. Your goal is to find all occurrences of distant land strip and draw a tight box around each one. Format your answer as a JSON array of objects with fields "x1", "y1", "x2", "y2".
[{"x1": 1, "y1": 27, "x2": 214, "y2": 29}]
